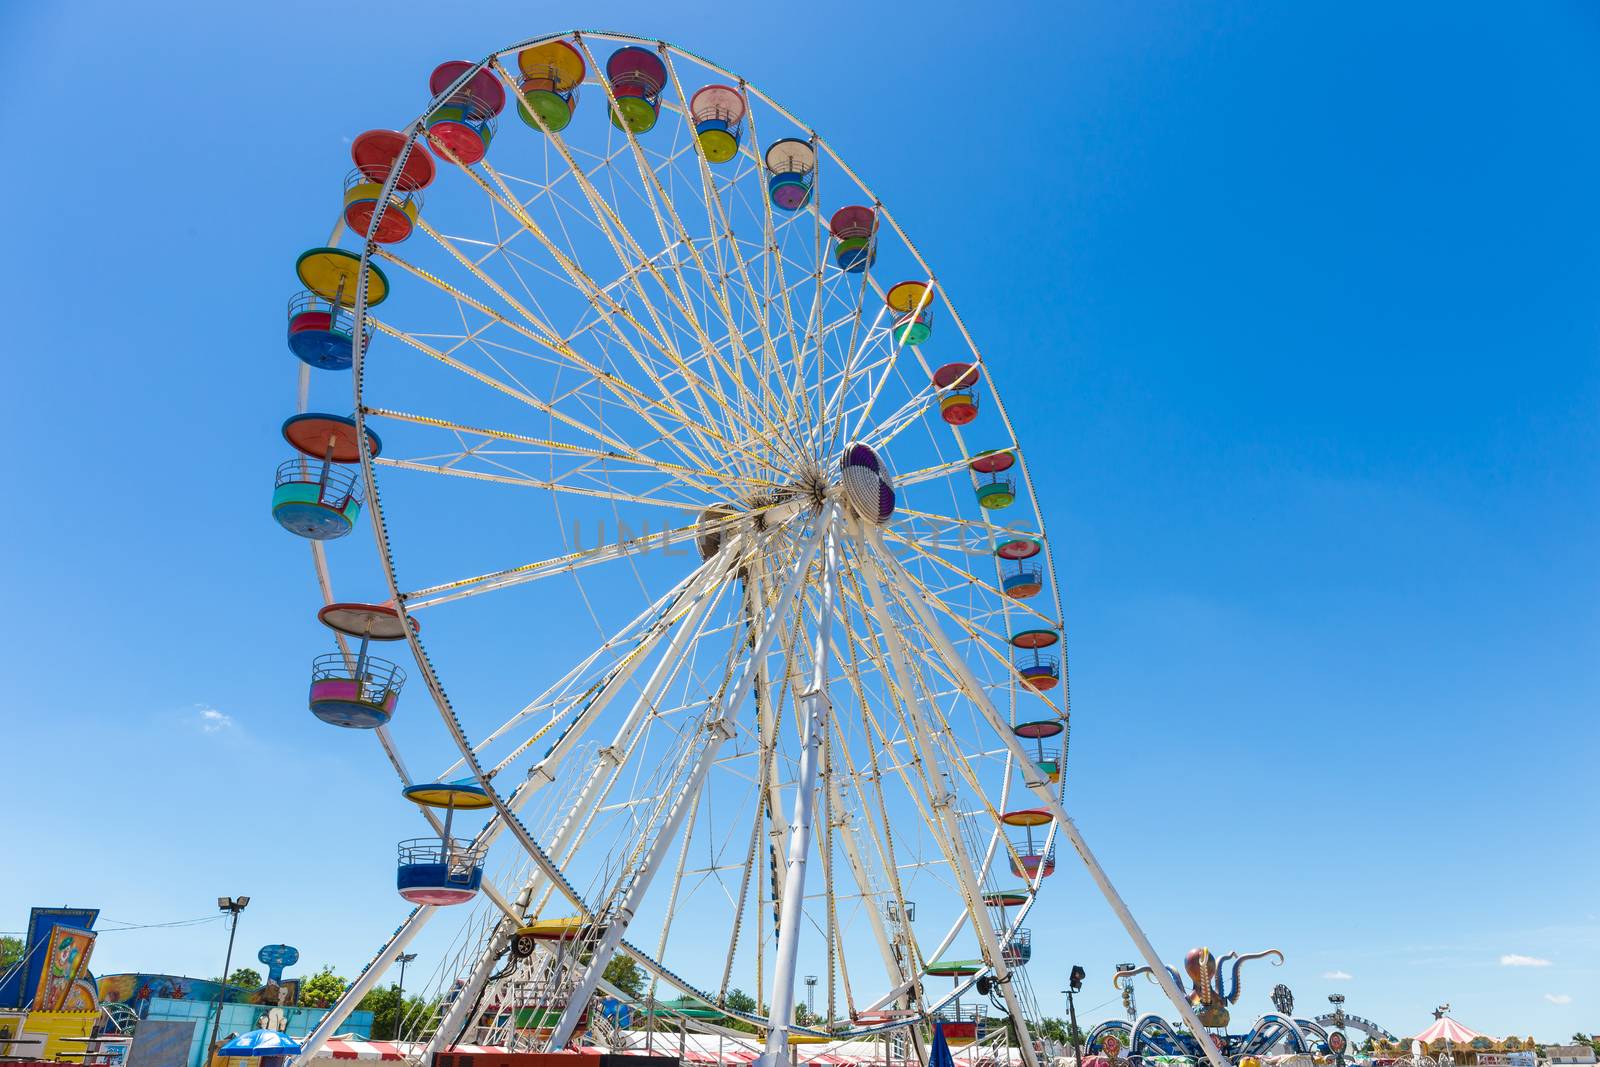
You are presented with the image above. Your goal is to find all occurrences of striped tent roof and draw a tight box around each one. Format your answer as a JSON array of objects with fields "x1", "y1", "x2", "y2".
[{"x1": 1414, "y1": 1018, "x2": 1485, "y2": 1045}]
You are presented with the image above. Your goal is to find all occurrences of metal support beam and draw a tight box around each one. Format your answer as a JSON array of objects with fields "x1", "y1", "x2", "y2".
[{"x1": 758, "y1": 520, "x2": 838, "y2": 1066}]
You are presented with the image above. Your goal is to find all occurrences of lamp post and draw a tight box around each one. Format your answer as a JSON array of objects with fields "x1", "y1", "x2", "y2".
[
  {"x1": 1116, "y1": 964, "x2": 1137, "y2": 1022},
  {"x1": 1063, "y1": 965, "x2": 1086, "y2": 1066},
  {"x1": 207, "y1": 897, "x2": 250, "y2": 1066},
  {"x1": 394, "y1": 953, "x2": 418, "y2": 1040}
]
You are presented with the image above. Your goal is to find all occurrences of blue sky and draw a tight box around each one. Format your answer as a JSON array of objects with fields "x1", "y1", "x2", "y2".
[{"x1": 2, "y1": 0, "x2": 1597, "y2": 1043}]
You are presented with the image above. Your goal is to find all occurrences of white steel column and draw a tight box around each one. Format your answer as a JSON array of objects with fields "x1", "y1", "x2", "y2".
[
  {"x1": 545, "y1": 507, "x2": 837, "y2": 1050},
  {"x1": 293, "y1": 906, "x2": 432, "y2": 1066},
  {"x1": 862, "y1": 526, "x2": 1230, "y2": 1067},
  {"x1": 758, "y1": 517, "x2": 839, "y2": 1067}
]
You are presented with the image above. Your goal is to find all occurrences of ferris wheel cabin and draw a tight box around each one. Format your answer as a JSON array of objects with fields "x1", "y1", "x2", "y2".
[
  {"x1": 996, "y1": 534, "x2": 1042, "y2": 561},
  {"x1": 1013, "y1": 715, "x2": 1067, "y2": 790},
  {"x1": 396, "y1": 837, "x2": 486, "y2": 905},
  {"x1": 934, "y1": 362, "x2": 982, "y2": 425},
  {"x1": 607, "y1": 47, "x2": 668, "y2": 133},
  {"x1": 925, "y1": 960, "x2": 983, "y2": 1044},
  {"x1": 397, "y1": 778, "x2": 492, "y2": 905},
  {"x1": 289, "y1": 248, "x2": 389, "y2": 371},
  {"x1": 691, "y1": 84, "x2": 746, "y2": 163},
  {"x1": 516, "y1": 41, "x2": 585, "y2": 132},
  {"x1": 351, "y1": 128, "x2": 437, "y2": 194},
  {"x1": 766, "y1": 138, "x2": 816, "y2": 211},
  {"x1": 1002, "y1": 927, "x2": 1033, "y2": 967},
  {"x1": 976, "y1": 473, "x2": 1016, "y2": 510},
  {"x1": 887, "y1": 280, "x2": 935, "y2": 346},
  {"x1": 272, "y1": 413, "x2": 380, "y2": 540},
  {"x1": 342, "y1": 168, "x2": 421, "y2": 244},
  {"x1": 1003, "y1": 808, "x2": 1057, "y2": 881},
  {"x1": 307, "y1": 602, "x2": 413, "y2": 728},
  {"x1": 1012, "y1": 628, "x2": 1063, "y2": 696},
  {"x1": 426, "y1": 62, "x2": 506, "y2": 166},
  {"x1": 1003, "y1": 559, "x2": 1044, "y2": 600},
  {"x1": 830, "y1": 205, "x2": 877, "y2": 272}
]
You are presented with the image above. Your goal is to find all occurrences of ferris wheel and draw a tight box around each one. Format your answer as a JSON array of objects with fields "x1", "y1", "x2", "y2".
[{"x1": 270, "y1": 30, "x2": 1214, "y2": 1067}]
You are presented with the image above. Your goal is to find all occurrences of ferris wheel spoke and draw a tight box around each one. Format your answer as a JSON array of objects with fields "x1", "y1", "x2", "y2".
[
  {"x1": 479, "y1": 158, "x2": 749, "y2": 466},
  {"x1": 869, "y1": 536, "x2": 1066, "y2": 720},
  {"x1": 400, "y1": 508, "x2": 746, "y2": 611},
  {"x1": 373, "y1": 455, "x2": 711, "y2": 521},
  {"x1": 733, "y1": 96, "x2": 815, "y2": 442},
  {"x1": 656, "y1": 51, "x2": 815, "y2": 465},
  {"x1": 363, "y1": 405, "x2": 773, "y2": 502},
  {"x1": 486, "y1": 64, "x2": 774, "y2": 467},
  {"x1": 439, "y1": 549, "x2": 729, "y2": 779},
  {"x1": 563, "y1": 47, "x2": 782, "y2": 462},
  {"x1": 505, "y1": 550, "x2": 742, "y2": 944},
  {"x1": 817, "y1": 594, "x2": 924, "y2": 1002},
  {"x1": 879, "y1": 527, "x2": 1057, "y2": 630},
  {"x1": 806, "y1": 302, "x2": 886, "y2": 458},
  {"x1": 444, "y1": 149, "x2": 738, "y2": 471},
  {"x1": 366, "y1": 312, "x2": 671, "y2": 466},
  {"x1": 373, "y1": 244, "x2": 751, "y2": 480}
]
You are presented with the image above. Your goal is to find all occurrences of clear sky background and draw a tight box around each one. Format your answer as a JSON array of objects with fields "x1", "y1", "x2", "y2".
[{"x1": 2, "y1": 0, "x2": 1596, "y2": 1043}]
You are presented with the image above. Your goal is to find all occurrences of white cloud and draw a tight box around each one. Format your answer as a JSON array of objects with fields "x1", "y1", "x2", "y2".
[
  {"x1": 197, "y1": 707, "x2": 233, "y2": 734},
  {"x1": 1322, "y1": 970, "x2": 1353, "y2": 981},
  {"x1": 1544, "y1": 994, "x2": 1572, "y2": 1006},
  {"x1": 1500, "y1": 954, "x2": 1552, "y2": 967}
]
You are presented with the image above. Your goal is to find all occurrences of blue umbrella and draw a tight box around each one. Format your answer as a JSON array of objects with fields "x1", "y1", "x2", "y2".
[
  {"x1": 218, "y1": 1030, "x2": 304, "y2": 1057},
  {"x1": 929, "y1": 1022, "x2": 956, "y2": 1067}
]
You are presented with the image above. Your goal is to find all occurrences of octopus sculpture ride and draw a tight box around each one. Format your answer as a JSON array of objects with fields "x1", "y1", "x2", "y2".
[{"x1": 1114, "y1": 947, "x2": 1284, "y2": 1029}]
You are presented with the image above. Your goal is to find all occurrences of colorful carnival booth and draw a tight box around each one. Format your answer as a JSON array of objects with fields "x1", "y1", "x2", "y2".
[{"x1": 1374, "y1": 1016, "x2": 1538, "y2": 1065}]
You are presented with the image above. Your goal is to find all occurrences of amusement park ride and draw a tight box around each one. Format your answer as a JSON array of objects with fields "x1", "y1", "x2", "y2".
[
  {"x1": 270, "y1": 28, "x2": 1237, "y2": 1067},
  {"x1": 1090, "y1": 956, "x2": 1397, "y2": 1063}
]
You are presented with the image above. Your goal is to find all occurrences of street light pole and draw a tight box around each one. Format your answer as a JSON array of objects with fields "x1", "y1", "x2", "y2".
[
  {"x1": 395, "y1": 953, "x2": 418, "y2": 1040},
  {"x1": 207, "y1": 897, "x2": 250, "y2": 1066},
  {"x1": 1065, "y1": 966, "x2": 1086, "y2": 1067}
]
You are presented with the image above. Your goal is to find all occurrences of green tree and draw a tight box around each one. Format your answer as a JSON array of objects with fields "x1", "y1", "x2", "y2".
[
  {"x1": 221, "y1": 967, "x2": 262, "y2": 990},
  {"x1": 0, "y1": 936, "x2": 23, "y2": 973},
  {"x1": 299, "y1": 966, "x2": 348, "y2": 1008},
  {"x1": 357, "y1": 987, "x2": 434, "y2": 1041},
  {"x1": 604, "y1": 956, "x2": 644, "y2": 1000},
  {"x1": 720, "y1": 989, "x2": 760, "y2": 1034}
]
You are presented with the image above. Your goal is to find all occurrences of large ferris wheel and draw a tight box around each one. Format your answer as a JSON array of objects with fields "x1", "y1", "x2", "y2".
[{"x1": 271, "y1": 30, "x2": 1219, "y2": 1067}]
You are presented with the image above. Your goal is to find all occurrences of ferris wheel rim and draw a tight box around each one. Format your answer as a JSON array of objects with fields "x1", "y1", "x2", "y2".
[{"x1": 306, "y1": 28, "x2": 1068, "y2": 1041}]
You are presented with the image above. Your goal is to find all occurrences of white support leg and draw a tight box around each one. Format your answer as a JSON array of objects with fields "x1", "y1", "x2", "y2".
[
  {"x1": 861, "y1": 526, "x2": 1230, "y2": 1067},
  {"x1": 544, "y1": 508, "x2": 837, "y2": 1051},
  {"x1": 294, "y1": 906, "x2": 433, "y2": 1065},
  {"x1": 758, "y1": 521, "x2": 838, "y2": 1066}
]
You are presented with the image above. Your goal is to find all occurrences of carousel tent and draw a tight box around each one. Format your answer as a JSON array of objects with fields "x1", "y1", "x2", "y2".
[{"x1": 1413, "y1": 1018, "x2": 1485, "y2": 1046}]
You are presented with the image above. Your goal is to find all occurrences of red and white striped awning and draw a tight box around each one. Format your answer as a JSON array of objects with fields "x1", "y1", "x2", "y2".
[{"x1": 1414, "y1": 1018, "x2": 1485, "y2": 1046}]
